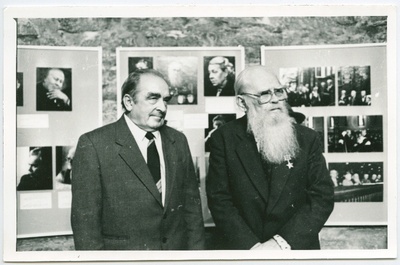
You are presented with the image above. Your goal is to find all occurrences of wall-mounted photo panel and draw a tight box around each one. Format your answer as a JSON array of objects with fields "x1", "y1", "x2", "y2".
[
  {"x1": 204, "y1": 56, "x2": 236, "y2": 97},
  {"x1": 36, "y1": 67, "x2": 72, "y2": 111},
  {"x1": 205, "y1": 114, "x2": 236, "y2": 152},
  {"x1": 16, "y1": 72, "x2": 23, "y2": 106},
  {"x1": 329, "y1": 162, "x2": 383, "y2": 202},
  {"x1": 16, "y1": 146, "x2": 53, "y2": 191},
  {"x1": 16, "y1": 46, "x2": 102, "y2": 238},
  {"x1": 117, "y1": 47, "x2": 245, "y2": 118},
  {"x1": 156, "y1": 56, "x2": 198, "y2": 105},
  {"x1": 55, "y1": 146, "x2": 75, "y2": 190},
  {"x1": 338, "y1": 66, "x2": 371, "y2": 106},
  {"x1": 327, "y1": 115, "x2": 383, "y2": 153},
  {"x1": 128, "y1": 57, "x2": 154, "y2": 73},
  {"x1": 279, "y1": 66, "x2": 335, "y2": 107}
]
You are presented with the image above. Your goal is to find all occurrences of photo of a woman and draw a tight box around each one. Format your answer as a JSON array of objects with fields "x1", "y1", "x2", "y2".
[{"x1": 204, "y1": 56, "x2": 235, "y2": 96}]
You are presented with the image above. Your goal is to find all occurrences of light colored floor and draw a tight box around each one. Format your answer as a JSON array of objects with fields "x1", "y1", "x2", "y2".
[{"x1": 16, "y1": 226, "x2": 387, "y2": 251}]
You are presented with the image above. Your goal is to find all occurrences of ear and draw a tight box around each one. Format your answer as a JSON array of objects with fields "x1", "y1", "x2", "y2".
[
  {"x1": 122, "y1": 94, "x2": 134, "y2": 112},
  {"x1": 236, "y1": 96, "x2": 247, "y2": 112}
]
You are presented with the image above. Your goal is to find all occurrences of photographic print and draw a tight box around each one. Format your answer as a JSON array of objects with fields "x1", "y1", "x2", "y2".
[
  {"x1": 303, "y1": 116, "x2": 324, "y2": 150},
  {"x1": 338, "y1": 66, "x2": 371, "y2": 106},
  {"x1": 36, "y1": 67, "x2": 72, "y2": 111},
  {"x1": 204, "y1": 56, "x2": 236, "y2": 97},
  {"x1": 16, "y1": 146, "x2": 53, "y2": 191},
  {"x1": 55, "y1": 146, "x2": 75, "y2": 190},
  {"x1": 327, "y1": 115, "x2": 383, "y2": 153},
  {"x1": 128, "y1": 57, "x2": 153, "y2": 73},
  {"x1": 155, "y1": 56, "x2": 198, "y2": 105},
  {"x1": 329, "y1": 162, "x2": 383, "y2": 202},
  {"x1": 205, "y1": 114, "x2": 236, "y2": 152},
  {"x1": 279, "y1": 66, "x2": 335, "y2": 107},
  {"x1": 16, "y1": 72, "x2": 23, "y2": 106}
]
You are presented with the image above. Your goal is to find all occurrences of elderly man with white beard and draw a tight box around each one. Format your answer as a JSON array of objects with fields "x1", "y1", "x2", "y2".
[{"x1": 206, "y1": 66, "x2": 334, "y2": 250}]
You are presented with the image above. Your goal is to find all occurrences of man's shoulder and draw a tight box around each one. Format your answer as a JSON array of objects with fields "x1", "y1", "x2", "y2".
[
  {"x1": 80, "y1": 120, "x2": 119, "y2": 141},
  {"x1": 161, "y1": 124, "x2": 187, "y2": 140}
]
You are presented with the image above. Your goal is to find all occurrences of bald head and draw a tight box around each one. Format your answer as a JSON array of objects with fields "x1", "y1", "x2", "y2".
[{"x1": 235, "y1": 66, "x2": 282, "y2": 95}]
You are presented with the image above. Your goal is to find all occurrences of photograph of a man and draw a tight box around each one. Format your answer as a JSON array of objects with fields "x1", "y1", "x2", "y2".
[
  {"x1": 206, "y1": 66, "x2": 334, "y2": 250},
  {"x1": 71, "y1": 69, "x2": 205, "y2": 250},
  {"x1": 17, "y1": 147, "x2": 53, "y2": 191},
  {"x1": 36, "y1": 67, "x2": 72, "y2": 111}
]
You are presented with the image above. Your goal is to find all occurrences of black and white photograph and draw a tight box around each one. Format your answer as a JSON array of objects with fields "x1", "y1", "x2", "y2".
[
  {"x1": 204, "y1": 56, "x2": 236, "y2": 97},
  {"x1": 3, "y1": 5, "x2": 397, "y2": 263},
  {"x1": 338, "y1": 66, "x2": 371, "y2": 106},
  {"x1": 279, "y1": 66, "x2": 335, "y2": 107},
  {"x1": 302, "y1": 116, "x2": 324, "y2": 150},
  {"x1": 36, "y1": 67, "x2": 72, "y2": 111},
  {"x1": 204, "y1": 113, "x2": 236, "y2": 152},
  {"x1": 327, "y1": 115, "x2": 383, "y2": 153},
  {"x1": 16, "y1": 146, "x2": 53, "y2": 191},
  {"x1": 128, "y1": 57, "x2": 153, "y2": 73},
  {"x1": 329, "y1": 162, "x2": 384, "y2": 202},
  {"x1": 16, "y1": 72, "x2": 23, "y2": 106},
  {"x1": 156, "y1": 56, "x2": 198, "y2": 105},
  {"x1": 55, "y1": 146, "x2": 75, "y2": 190}
]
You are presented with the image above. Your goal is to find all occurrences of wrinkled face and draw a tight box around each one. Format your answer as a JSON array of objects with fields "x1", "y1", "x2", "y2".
[
  {"x1": 43, "y1": 69, "x2": 65, "y2": 92},
  {"x1": 28, "y1": 155, "x2": 41, "y2": 177},
  {"x1": 208, "y1": 64, "x2": 227, "y2": 87},
  {"x1": 240, "y1": 71, "x2": 288, "y2": 118},
  {"x1": 125, "y1": 74, "x2": 170, "y2": 132}
]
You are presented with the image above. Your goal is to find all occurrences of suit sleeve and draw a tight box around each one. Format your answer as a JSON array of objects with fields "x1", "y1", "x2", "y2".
[
  {"x1": 182, "y1": 135, "x2": 206, "y2": 250},
  {"x1": 278, "y1": 132, "x2": 335, "y2": 249},
  {"x1": 206, "y1": 130, "x2": 260, "y2": 249},
  {"x1": 71, "y1": 134, "x2": 104, "y2": 250}
]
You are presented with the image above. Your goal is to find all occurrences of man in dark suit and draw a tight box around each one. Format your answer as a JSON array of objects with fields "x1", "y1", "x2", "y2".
[
  {"x1": 71, "y1": 69, "x2": 205, "y2": 250},
  {"x1": 206, "y1": 66, "x2": 334, "y2": 250}
]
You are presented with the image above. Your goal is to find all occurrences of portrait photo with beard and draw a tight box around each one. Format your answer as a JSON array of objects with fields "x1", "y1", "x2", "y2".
[{"x1": 155, "y1": 56, "x2": 198, "y2": 105}]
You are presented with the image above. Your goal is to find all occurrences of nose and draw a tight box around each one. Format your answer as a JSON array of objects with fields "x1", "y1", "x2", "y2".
[
  {"x1": 156, "y1": 98, "x2": 167, "y2": 112},
  {"x1": 269, "y1": 91, "x2": 280, "y2": 103}
]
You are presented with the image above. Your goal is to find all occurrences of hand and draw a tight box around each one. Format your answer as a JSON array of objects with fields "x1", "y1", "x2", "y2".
[
  {"x1": 251, "y1": 239, "x2": 281, "y2": 250},
  {"x1": 47, "y1": 89, "x2": 70, "y2": 105}
]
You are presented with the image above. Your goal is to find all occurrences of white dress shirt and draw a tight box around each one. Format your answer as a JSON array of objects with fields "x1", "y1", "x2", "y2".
[{"x1": 124, "y1": 115, "x2": 166, "y2": 206}]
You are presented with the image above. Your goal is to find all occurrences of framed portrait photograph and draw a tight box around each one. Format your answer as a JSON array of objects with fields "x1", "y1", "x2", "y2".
[
  {"x1": 16, "y1": 146, "x2": 53, "y2": 191},
  {"x1": 204, "y1": 56, "x2": 236, "y2": 97},
  {"x1": 36, "y1": 67, "x2": 72, "y2": 111}
]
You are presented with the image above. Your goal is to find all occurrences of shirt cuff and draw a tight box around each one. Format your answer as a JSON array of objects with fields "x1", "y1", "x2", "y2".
[
  {"x1": 250, "y1": 242, "x2": 261, "y2": 249},
  {"x1": 273, "y1": 234, "x2": 291, "y2": 250}
]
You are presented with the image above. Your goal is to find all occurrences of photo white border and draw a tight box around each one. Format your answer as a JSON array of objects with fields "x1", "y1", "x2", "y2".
[{"x1": 3, "y1": 3, "x2": 398, "y2": 263}]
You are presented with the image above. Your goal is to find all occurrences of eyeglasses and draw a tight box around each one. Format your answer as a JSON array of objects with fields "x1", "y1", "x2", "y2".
[{"x1": 240, "y1": 88, "x2": 286, "y2": 104}]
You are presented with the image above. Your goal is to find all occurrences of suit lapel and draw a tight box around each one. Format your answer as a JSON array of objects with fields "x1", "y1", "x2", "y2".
[
  {"x1": 159, "y1": 126, "x2": 177, "y2": 213},
  {"x1": 235, "y1": 118, "x2": 270, "y2": 204},
  {"x1": 115, "y1": 116, "x2": 162, "y2": 206}
]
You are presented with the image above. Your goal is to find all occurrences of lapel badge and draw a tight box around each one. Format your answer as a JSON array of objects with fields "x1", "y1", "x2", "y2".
[{"x1": 284, "y1": 155, "x2": 294, "y2": 169}]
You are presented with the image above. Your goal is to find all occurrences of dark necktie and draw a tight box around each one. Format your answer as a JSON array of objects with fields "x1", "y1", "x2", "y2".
[{"x1": 145, "y1": 132, "x2": 161, "y2": 192}]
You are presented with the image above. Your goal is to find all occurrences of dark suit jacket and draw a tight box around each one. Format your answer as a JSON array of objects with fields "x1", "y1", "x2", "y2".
[
  {"x1": 206, "y1": 115, "x2": 334, "y2": 250},
  {"x1": 71, "y1": 116, "x2": 205, "y2": 250}
]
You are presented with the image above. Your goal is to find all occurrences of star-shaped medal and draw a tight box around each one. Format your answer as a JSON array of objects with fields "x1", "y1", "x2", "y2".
[{"x1": 284, "y1": 155, "x2": 294, "y2": 169}]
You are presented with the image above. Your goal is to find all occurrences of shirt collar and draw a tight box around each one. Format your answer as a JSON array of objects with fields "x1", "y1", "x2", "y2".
[{"x1": 124, "y1": 114, "x2": 160, "y2": 142}]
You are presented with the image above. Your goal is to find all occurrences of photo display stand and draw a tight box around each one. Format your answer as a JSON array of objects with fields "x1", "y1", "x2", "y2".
[
  {"x1": 16, "y1": 46, "x2": 102, "y2": 237},
  {"x1": 117, "y1": 47, "x2": 245, "y2": 226},
  {"x1": 261, "y1": 44, "x2": 389, "y2": 226}
]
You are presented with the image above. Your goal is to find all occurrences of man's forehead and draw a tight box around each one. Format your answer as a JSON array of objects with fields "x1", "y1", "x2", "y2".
[
  {"x1": 49, "y1": 69, "x2": 64, "y2": 78},
  {"x1": 243, "y1": 74, "x2": 281, "y2": 92},
  {"x1": 138, "y1": 74, "x2": 168, "y2": 92}
]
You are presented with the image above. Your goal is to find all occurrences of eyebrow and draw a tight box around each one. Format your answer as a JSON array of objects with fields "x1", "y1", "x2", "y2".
[{"x1": 146, "y1": 92, "x2": 171, "y2": 100}]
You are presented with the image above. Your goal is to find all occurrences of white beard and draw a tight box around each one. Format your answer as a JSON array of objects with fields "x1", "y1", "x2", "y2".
[{"x1": 247, "y1": 104, "x2": 300, "y2": 164}]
